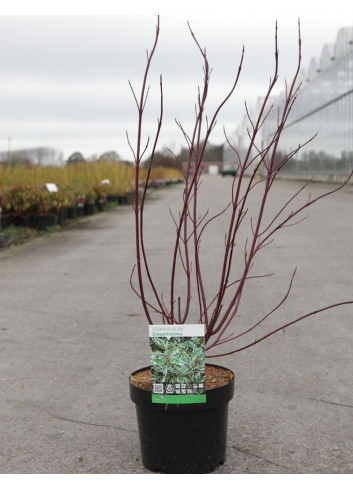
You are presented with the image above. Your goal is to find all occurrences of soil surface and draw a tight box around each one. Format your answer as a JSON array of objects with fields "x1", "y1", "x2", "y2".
[{"x1": 130, "y1": 364, "x2": 234, "y2": 391}]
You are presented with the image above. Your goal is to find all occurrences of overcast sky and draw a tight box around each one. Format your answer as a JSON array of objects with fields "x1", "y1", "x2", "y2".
[{"x1": 0, "y1": 1, "x2": 351, "y2": 162}]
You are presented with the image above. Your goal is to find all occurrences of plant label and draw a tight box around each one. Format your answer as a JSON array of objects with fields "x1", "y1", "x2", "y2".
[
  {"x1": 149, "y1": 324, "x2": 206, "y2": 404},
  {"x1": 46, "y1": 183, "x2": 58, "y2": 193}
]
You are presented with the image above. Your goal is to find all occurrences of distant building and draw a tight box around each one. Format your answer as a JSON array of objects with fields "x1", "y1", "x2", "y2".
[{"x1": 181, "y1": 161, "x2": 222, "y2": 176}]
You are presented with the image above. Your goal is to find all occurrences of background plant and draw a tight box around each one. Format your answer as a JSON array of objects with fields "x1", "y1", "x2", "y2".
[{"x1": 0, "y1": 161, "x2": 182, "y2": 219}]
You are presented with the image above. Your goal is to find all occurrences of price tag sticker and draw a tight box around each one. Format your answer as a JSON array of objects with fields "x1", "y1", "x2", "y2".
[{"x1": 149, "y1": 324, "x2": 206, "y2": 404}]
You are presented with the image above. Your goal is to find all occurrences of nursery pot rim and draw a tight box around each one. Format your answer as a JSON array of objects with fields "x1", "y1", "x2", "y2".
[{"x1": 129, "y1": 363, "x2": 235, "y2": 412}]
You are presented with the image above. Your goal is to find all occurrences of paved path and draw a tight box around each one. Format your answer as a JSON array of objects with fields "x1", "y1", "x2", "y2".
[{"x1": 0, "y1": 176, "x2": 352, "y2": 474}]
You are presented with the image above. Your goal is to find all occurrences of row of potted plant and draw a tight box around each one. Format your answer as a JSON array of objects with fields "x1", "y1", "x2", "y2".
[
  {"x1": 0, "y1": 169, "x2": 184, "y2": 231},
  {"x1": 0, "y1": 160, "x2": 183, "y2": 190},
  {"x1": 0, "y1": 182, "x2": 131, "y2": 230}
]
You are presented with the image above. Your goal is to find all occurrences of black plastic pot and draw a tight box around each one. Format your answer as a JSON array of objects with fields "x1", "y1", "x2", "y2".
[
  {"x1": 96, "y1": 202, "x2": 106, "y2": 212},
  {"x1": 35, "y1": 214, "x2": 57, "y2": 231},
  {"x1": 129, "y1": 364, "x2": 234, "y2": 474},
  {"x1": 67, "y1": 207, "x2": 77, "y2": 219},
  {"x1": 0, "y1": 214, "x2": 13, "y2": 228},
  {"x1": 84, "y1": 203, "x2": 95, "y2": 215},
  {"x1": 57, "y1": 207, "x2": 68, "y2": 225},
  {"x1": 107, "y1": 196, "x2": 118, "y2": 204},
  {"x1": 14, "y1": 215, "x2": 36, "y2": 228},
  {"x1": 117, "y1": 195, "x2": 128, "y2": 205}
]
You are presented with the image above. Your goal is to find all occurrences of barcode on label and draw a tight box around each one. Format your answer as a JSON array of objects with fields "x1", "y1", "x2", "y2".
[{"x1": 153, "y1": 384, "x2": 164, "y2": 394}]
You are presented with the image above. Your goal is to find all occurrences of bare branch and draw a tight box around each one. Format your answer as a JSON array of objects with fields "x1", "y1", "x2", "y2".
[
  {"x1": 206, "y1": 301, "x2": 353, "y2": 358},
  {"x1": 130, "y1": 16, "x2": 353, "y2": 356}
]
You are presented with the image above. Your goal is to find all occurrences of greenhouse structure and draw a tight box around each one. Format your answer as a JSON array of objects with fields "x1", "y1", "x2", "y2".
[{"x1": 223, "y1": 27, "x2": 353, "y2": 182}]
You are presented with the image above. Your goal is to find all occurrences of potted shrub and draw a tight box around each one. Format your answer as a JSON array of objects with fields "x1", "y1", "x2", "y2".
[
  {"x1": 62, "y1": 185, "x2": 79, "y2": 220},
  {"x1": 0, "y1": 186, "x2": 14, "y2": 228},
  {"x1": 76, "y1": 194, "x2": 85, "y2": 217},
  {"x1": 34, "y1": 185, "x2": 60, "y2": 230},
  {"x1": 93, "y1": 182, "x2": 108, "y2": 212},
  {"x1": 55, "y1": 188, "x2": 70, "y2": 225},
  {"x1": 128, "y1": 18, "x2": 353, "y2": 473},
  {"x1": 8, "y1": 184, "x2": 39, "y2": 228},
  {"x1": 83, "y1": 185, "x2": 96, "y2": 215}
]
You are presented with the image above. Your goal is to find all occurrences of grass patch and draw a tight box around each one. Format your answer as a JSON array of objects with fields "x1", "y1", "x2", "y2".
[
  {"x1": 45, "y1": 225, "x2": 61, "y2": 233},
  {"x1": 1, "y1": 224, "x2": 38, "y2": 249}
]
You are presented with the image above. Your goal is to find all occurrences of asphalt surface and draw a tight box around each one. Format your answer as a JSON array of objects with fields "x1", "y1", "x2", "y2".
[{"x1": 0, "y1": 176, "x2": 352, "y2": 474}]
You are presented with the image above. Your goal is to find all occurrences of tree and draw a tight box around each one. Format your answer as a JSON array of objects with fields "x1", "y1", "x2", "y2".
[
  {"x1": 142, "y1": 147, "x2": 182, "y2": 171},
  {"x1": 30, "y1": 147, "x2": 64, "y2": 166},
  {"x1": 99, "y1": 150, "x2": 121, "y2": 162},
  {"x1": 177, "y1": 141, "x2": 223, "y2": 162},
  {"x1": 0, "y1": 147, "x2": 64, "y2": 166},
  {"x1": 67, "y1": 152, "x2": 85, "y2": 164}
]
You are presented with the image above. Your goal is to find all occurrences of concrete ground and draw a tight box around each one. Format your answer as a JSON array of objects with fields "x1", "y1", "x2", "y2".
[{"x1": 0, "y1": 176, "x2": 352, "y2": 474}]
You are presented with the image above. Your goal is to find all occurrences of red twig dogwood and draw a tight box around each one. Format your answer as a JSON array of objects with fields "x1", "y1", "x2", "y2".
[{"x1": 128, "y1": 16, "x2": 353, "y2": 357}]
